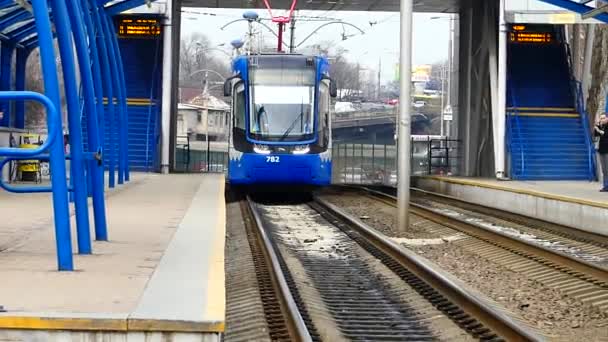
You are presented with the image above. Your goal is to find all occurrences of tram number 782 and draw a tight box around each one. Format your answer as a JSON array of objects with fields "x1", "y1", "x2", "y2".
[{"x1": 266, "y1": 156, "x2": 280, "y2": 163}]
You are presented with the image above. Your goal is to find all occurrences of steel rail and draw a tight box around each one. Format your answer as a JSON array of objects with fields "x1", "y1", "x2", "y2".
[
  {"x1": 245, "y1": 196, "x2": 313, "y2": 342},
  {"x1": 408, "y1": 186, "x2": 608, "y2": 247},
  {"x1": 313, "y1": 195, "x2": 543, "y2": 342},
  {"x1": 360, "y1": 186, "x2": 608, "y2": 284}
]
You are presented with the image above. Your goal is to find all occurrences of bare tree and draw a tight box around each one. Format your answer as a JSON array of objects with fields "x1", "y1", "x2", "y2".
[
  {"x1": 180, "y1": 32, "x2": 230, "y2": 84},
  {"x1": 24, "y1": 46, "x2": 66, "y2": 129},
  {"x1": 309, "y1": 41, "x2": 362, "y2": 99}
]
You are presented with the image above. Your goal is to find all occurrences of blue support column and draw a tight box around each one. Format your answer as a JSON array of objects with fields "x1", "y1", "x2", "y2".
[
  {"x1": 15, "y1": 48, "x2": 28, "y2": 129},
  {"x1": 0, "y1": 44, "x2": 14, "y2": 127},
  {"x1": 81, "y1": 0, "x2": 106, "y2": 148},
  {"x1": 49, "y1": 0, "x2": 92, "y2": 254},
  {"x1": 67, "y1": 0, "x2": 108, "y2": 241},
  {"x1": 100, "y1": 10, "x2": 125, "y2": 185},
  {"x1": 90, "y1": 0, "x2": 116, "y2": 188},
  {"x1": 31, "y1": 0, "x2": 73, "y2": 270},
  {"x1": 105, "y1": 14, "x2": 130, "y2": 182},
  {"x1": 81, "y1": 0, "x2": 108, "y2": 240}
]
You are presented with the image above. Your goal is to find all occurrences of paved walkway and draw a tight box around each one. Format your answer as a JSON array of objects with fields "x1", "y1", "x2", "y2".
[{"x1": 0, "y1": 173, "x2": 203, "y2": 313}]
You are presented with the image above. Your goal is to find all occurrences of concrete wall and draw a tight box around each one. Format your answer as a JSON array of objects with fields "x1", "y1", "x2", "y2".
[
  {"x1": 0, "y1": 330, "x2": 221, "y2": 342},
  {"x1": 413, "y1": 177, "x2": 608, "y2": 237}
]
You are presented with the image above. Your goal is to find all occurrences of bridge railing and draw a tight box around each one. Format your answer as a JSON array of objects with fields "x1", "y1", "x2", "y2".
[{"x1": 333, "y1": 108, "x2": 396, "y2": 122}]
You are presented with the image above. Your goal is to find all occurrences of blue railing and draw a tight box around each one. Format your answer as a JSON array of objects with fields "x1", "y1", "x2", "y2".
[
  {"x1": 573, "y1": 80, "x2": 596, "y2": 181},
  {"x1": 507, "y1": 81, "x2": 526, "y2": 178},
  {"x1": 0, "y1": 0, "x2": 138, "y2": 271},
  {"x1": 565, "y1": 41, "x2": 596, "y2": 181},
  {"x1": 0, "y1": 91, "x2": 72, "y2": 270}
]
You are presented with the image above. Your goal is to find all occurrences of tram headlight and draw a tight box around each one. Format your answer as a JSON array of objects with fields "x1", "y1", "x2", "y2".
[
  {"x1": 253, "y1": 144, "x2": 271, "y2": 154},
  {"x1": 292, "y1": 144, "x2": 310, "y2": 155}
]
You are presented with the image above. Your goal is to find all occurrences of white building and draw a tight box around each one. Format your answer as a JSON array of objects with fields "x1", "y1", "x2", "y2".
[{"x1": 176, "y1": 94, "x2": 230, "y2": 150}]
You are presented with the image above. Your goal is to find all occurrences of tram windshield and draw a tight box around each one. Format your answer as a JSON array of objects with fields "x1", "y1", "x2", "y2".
[{"x1": 249, "y1": 67, "x2": 316, "y2": 142}]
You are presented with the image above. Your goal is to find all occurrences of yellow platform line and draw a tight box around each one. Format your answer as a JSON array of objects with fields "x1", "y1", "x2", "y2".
[
  {"x1": 0, "y1": 316, "x2": 127, "y2": 331},
  {"x1": 418, "y1": 175, "x2": 608, "y2": 210},
  {"x1": 203, "y1": 180, "x2": 226, "y2": 326},
  {"x1": 507, "y1": 107, "x2": 575, "y2": 112},
  {"x1": 128, "y1": 319, "x2": 224, "y2": 333},
  {"x1": 0, "y1": 315, "x2": 224, "y2": 333},
  {"x1": 507, "y1": 112, "x2": 579, "y2": 118}
]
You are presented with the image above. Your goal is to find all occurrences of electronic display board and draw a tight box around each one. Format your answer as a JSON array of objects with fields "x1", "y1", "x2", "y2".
[
  {"x1": 115, "y1": 16, "x2": 161, "y2": 39},
  {"x1": 508, "y1": 24, "x2": 553, "y2": 44}
]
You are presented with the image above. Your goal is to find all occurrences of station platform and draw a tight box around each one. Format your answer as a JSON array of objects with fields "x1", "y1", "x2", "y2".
[
  {"x1": 413, "y1": 175, "x2": 608, "y2": 237},
  {"x1": 0, "y1": 173, "x2": 225, "y2": 341}
]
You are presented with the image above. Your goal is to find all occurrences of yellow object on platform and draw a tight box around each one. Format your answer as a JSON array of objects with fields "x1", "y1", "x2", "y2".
[{"x1": 18, "y1": 142, "x2": 40, "y2": 173}]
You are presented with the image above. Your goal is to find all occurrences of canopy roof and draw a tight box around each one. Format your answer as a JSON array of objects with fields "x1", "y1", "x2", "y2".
[{"x1": 0, "y1": 0, "x2": 151, "y2": 50}]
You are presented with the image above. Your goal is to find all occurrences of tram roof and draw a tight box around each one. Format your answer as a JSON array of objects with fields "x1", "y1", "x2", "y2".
[{"x1": 181, "y1": 0, "x2": 460, "y2": 13}]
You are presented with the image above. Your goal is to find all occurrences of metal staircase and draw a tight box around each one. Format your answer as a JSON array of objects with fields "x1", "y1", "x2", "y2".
[{"x1": 506, "y1": 25, "x2": 595, "y2": 180}]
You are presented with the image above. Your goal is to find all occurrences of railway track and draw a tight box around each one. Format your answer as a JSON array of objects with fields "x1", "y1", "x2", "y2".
[
  {"x1": 231, "y1": 193, "x2": 540, "y2": 341},
  {"x1": 357, "y1": 186, "x2": 608, "y2": 314}
]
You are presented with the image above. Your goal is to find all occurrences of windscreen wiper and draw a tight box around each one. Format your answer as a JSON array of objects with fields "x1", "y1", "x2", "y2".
[
  {"x1": 280, "y1": 98, "x2": 307, "y2": 141},
  {"x1": 279, "y1": 112, "x2": 304, "y2": 141}
]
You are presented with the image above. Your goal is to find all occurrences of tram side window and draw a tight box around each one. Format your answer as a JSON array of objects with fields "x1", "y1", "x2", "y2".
[
  {"x1": 318, "y1": 81, "x2": 330, "y2": 149},
  {"x1": 234, "y1": 83, "x2": 246, "y2": 130}
]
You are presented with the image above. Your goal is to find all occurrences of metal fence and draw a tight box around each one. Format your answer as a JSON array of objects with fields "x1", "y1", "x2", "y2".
[
  {"x1": 418, "y1": 137, "x2": 460, "y2": 176},
  {"x1": 332, "y1": 137, "x2": 460, "y2": 185},
  {"x1": 332, "y1": 143, "x2": 398, "y2": 186},
  {"x1": 174, "y1": 136, "x2": 228, "y2": 173},
  {"x1": 173, "y1": 134, "x2": 460, "y2": 183}
]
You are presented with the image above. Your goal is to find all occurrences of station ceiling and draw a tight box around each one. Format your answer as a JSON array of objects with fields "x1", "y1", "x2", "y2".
[{"x1": 181, "y1": 0, "x2": 460, "y2": 13}]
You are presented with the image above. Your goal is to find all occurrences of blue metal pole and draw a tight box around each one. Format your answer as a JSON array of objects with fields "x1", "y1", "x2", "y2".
[
  {"x1": 67, "y1": 0, "x2": 108, "y2": 241},
  {"x1": 80, "y1": 0, "x2": 104, "y2": 202},
  {"x1": 105, "y1": 13, "x2": 130, "y2": 182},
  {"x1": 100, "y1": 11, "x2": 125, "y2": 185},
  {"x1": 30, "y1": 0, "x2": 73, "y2": 270},
  {"x1": 80, "y1": 0, "x2": 105, "y2": 149},
  {"x1": 0, "y1": 45, "x2": 14, "y2": 127},
  {"x1": 49, "y1": 0, "x2": 92, "y2": 254},
  {"x1": 82, "y1": 0, "x2": 109, "y2": 240},
  {"x1": 90, "y1": 0, "x2": 116, "y2": 188},
  {"x1": 15, "y1": 49, "x2": 28, "y2": 129}
]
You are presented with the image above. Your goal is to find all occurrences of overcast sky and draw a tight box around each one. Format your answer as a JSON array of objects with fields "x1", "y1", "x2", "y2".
[{"x1": 179, "y1": 8, "x2": 451, "y2": 84}]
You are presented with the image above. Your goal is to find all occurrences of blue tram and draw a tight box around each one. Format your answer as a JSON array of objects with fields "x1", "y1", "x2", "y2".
[{"x1": 223, "y1": 54, "x2": 337, "y2": 187}]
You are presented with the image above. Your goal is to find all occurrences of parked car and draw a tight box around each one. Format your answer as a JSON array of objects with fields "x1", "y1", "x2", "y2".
[{"x1": 413, "y1": 101, "x2": 426, "y2": 108}]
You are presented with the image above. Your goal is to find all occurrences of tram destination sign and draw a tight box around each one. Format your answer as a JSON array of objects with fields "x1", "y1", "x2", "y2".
[{"x1": 115, "y1": 15, "x2": 161, "y2": 39}]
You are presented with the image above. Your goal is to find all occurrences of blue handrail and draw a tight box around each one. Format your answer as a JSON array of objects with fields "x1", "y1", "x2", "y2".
[
  {"x1": 0, "y1": 92, "x2": 59, "y2": 156},
  {"x1": 573, "y1": 80, "x2": 596, "y2": 181},
  {"x1": 0, "y1": 152, "x2": 99, "y2": 193},
  {"x1": 507, "y1": 82, "x2": 526, "y2": 178},
  {"x1": 506, "y1": 102, "x2": 513, "y2": 177},
  {"x1": 565, "y1": 40, "x2": 596, "y2": 181},
  {"x1": 0, "y1": 91, "x2": 72, "y2": 270}
]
